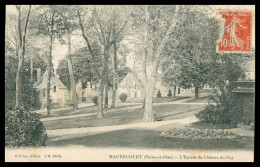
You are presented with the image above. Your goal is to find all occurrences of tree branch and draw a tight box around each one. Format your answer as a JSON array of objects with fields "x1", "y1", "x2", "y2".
[
  {"x1": 43, "y1": 8, "x2": 50, "y2": 33},
  {"x1": 5, "y1": 36, "x2": 17, "y2": 48},
  {"x1": 151, "y1": 5, "x2": 180, "y2": 75},
  {"x1": 22, "y1": 5, "x2": 31, "y2": 55},
  {"x1": 107, "y1": 23, "x2": 112, "y2": 45},
  {"x1": 150, "y1": 5, "x2": 165, "y2": 25},
  {"x1": 144, "y1": 5, "x2": 150, "y2": 25},
  {"x1": 91, "y1": 17, "x2": 104, "y2": 45},
  {"x1": 110, "y1": 20, "x2": 127, "y2": 45},
  {"x1": 77, "y1": 9, "x2": 94, "y2": 56},
  {"x1": 16, "y1": 5, "x2": 22, "y2": 47},
  {"x1": 93, "y1": 8, "x2": 106, "y2": 43}
]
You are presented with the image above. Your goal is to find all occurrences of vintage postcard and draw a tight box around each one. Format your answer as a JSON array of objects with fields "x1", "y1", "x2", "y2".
[{"x1": 5, "y1": 5, "x2": 255, "y2": 162}]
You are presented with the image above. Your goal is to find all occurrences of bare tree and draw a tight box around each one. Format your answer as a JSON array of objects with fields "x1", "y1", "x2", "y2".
[{"x1": 15, "y1": 5, "x2": 31, "y2": 107}]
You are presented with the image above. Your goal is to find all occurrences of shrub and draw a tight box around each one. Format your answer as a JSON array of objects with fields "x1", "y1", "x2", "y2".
[
  {"x1": 105, "y1": 97, "x2": 108, "y2": 106},
  {"x1": 5, "y1": 82, "x2": 16, "y2": 110},
  {"x1": 119, "y1": 93, "x2": 127, "y2": 102},
  {"x1": 226, "y1": 95, "x2": 243, "y2": 125},
  {"x1": 82, "y1": 97, "x2": 86, "y2": 102},
  {"x1": 5, "y1": 107, "x2": 48, "y2": 147},
  {"x1": 196, "y1": 93, "x2": 244, "y2": 125},
  {"x1": 195, "y1": 103, "x2": 230, "y2": 124},
  {"x1": 92, "y1": 96, "x2": 98, "y2": 105},
  {"x1": 21, "y1": 83, "x2": 33, "y2": 110},
  {"x1": 32, "y1": 89, "x2": 41, "y2": 110},
  {"x1": 156, "y1": 90, "x2": 161, "y2": 98},
  {"x1": 167, "y1": 90, "x2": 172, "y2": 97},
  {"x1": 161, "y1": 126, "x2": 241, "y2": 140}
]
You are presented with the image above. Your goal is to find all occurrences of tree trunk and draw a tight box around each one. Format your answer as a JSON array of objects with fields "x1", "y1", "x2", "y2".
[
  {"x1": 97, "y1": 78, "x2": 104, "y2": 118},
  {"x1": 46, "y1": 12, "x2": 54, "y2": 117},
  {"x1": 104, "y1": 70, "x2": 108, "y2": 108},
  {"x1": 141, "y1": 5, "x2": 180, "y2": 122},
  {"x1": 67, "y1": 34, "x2": 78, "y2": 109},
  {"x1": 142, "y1": 95, "x2": 145, "y2": 109},
  {"x1": 173, "y1": 85, "x2": 176, "y2": 97},
  {"x1": 111, "y1": 42, "x2": 117, "y2": 108},
  {"x1": 143, "y1": 82, "x2": 156, "y2": 122},
  {"x1": 15, "y1": 5, "x2": 31, "y2": 108},
  {"x1": 46, "y1": 35, "x2": 53, "y2": 117},
  {"x1": 30, "y1": 52, "x2": 33, "y2": 110},
  {"x1": 15, "y1": 49, "x2": 23, "y2": 107},
  {"x1": 30, "y1": 54, "x2": 33, "y2": 84},
  {"x1": 97, "y1": 45, "x2": 110, "y2": 118},
  {"x1": 195, "y1": 86, "x2": 199, "y2": 99}
]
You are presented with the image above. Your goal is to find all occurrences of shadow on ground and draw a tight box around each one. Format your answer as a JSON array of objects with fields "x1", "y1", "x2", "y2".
[
  {"x1": 43, "y1": 104, "x2": 203, "y2": 130},
  {"x1": 46, "y1": 129, "x2": 254, "y2": 151}
]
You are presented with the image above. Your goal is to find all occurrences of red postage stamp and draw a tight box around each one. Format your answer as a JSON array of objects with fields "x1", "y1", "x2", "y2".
[{"x1": 216, "y1": 11, "x2": 252, "y2": 53}]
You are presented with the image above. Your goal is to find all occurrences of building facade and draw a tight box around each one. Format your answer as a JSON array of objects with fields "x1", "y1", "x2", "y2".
[
  {"x1": 118, "y1": 73, "x2": 144, "y2": 99},
  {"x1": 35, "y1": 70, "x2": 70, "y2": 109}
]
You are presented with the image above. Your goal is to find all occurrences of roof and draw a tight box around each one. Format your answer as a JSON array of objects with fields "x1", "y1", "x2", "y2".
[
  {"x1": 233, "y1": 88, "x2": 255, "y2": 93},
  {"x1": 37, "y1": 70, "x2": 67, "y2": 90},
  {"x1": 119, "y1": 72, "x2": 143, "y2": 88}
]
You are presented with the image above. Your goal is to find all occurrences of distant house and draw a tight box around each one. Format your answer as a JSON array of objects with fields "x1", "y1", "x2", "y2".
[
  {"x1": 118, "y1": 72, "x2": 144, "y2": 99},
  {"x1": 35, "y1": 70, "x2": 70, "y2": 109}
]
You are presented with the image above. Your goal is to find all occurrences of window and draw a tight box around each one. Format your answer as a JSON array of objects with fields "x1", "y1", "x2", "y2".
[
  {"x1": 128, "y1": 89, "x2": 130, "y2": 97},
  {"x1": 54, "y1": 86, "x2": 56, "y2": 92}
]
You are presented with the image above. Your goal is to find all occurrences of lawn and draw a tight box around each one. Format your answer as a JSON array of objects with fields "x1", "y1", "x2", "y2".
[
  {"x1": 128, "y1": 96, "x2": 190, "y2": 103},
  {"x1": 42, "y1": 104, "x2": 204, "y2": 130},
  {"x1": 185, "y1": 95, "x2": 213, "y2": 103},
  {"x1": 46, "y1": 128, "x2": 254, "y2": 151},
  {"x1": 43, "y1": 102, "x2": 254, "y2": 151}
]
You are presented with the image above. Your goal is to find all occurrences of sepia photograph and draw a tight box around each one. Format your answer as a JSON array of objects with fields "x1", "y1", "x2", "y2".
[{"x1": 5, "y1": 5, "x2": 255, "y2": 162}]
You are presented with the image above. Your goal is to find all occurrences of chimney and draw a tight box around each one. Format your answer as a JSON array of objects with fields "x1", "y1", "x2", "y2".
[{"x1": 37, "y1": 68, "x2": 41, "y2": 83}]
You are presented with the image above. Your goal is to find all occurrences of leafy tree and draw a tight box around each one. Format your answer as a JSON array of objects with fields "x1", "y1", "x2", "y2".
[
  {"x1": 161, "y1": 6, "x2": 249, "y2": 102},
  {"x1": 78, "y1": 6, "x2": 129, "y2": 117},
  {"x1": 207, "y1": 53, "x2": 246, "y2": 100},
  {"x1": 5, "y1": 48, "x2": 47, "y2": 110},
  {"x1": 129, "y1": 5, "x2": 182, "y2": 122},
  {"x1": 56, "y1": 5, "x2": 81, "y2": 109},
  {"x1": 161, "y1": 6, "x2": 216, "y2": 99},
  {"x1": 57, "y1": 45, "x2": 102, "y2": 90},
  {"x1": 31, "y1": 5, "x2": 67, "y2": 116},
  {"x1": 5, "y1": 6, "x2": 50, "y2": 110}
]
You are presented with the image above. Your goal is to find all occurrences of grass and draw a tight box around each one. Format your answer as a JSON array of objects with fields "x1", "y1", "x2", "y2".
[
  {"x1": 128, "y1": 96, "x2": 190, "y2": 103},
  {"x1": 46, "y1": 129, "x2": 254, "y2": 151},
  {"x1": 40, "y1": 105, "x2": 97, "y2": 118},
  {"x1": 42, "y1": 104, "x2": 204, "y2": 130},
  {"x1": 41, "y1": 103, "x2": 144, "y2": 118},
  {"x1": 72, "y1": 103, "x2": 140, "y2": 115},
  {"x1": 43, "y1": 100, "x2": 254, "y2": 151},
  {"x1": 185, "y1": 95, "x2": 213, "y2": 103}
]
